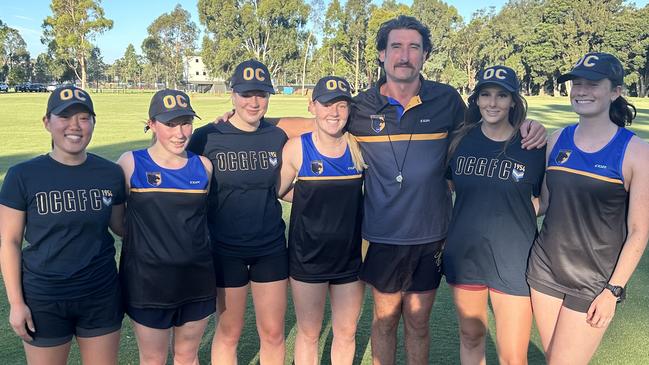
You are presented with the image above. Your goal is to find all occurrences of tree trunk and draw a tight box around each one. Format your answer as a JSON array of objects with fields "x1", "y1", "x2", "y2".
[
  {"x1": 301, "y1": 33, "x2": 311, "y2": 96},
  {"x1": 81, "y1": 56, "x2": 87, "y2": 90},
  {"x1": 354, "y1": 41, "x2": 360, "y2": 90}
]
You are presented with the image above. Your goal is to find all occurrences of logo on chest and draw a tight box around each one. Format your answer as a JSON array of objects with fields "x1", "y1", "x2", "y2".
[
  {"x1": 370, "y1": 115, "x2": 385, "y2": 133},
  {"x1": 512, "y1": 163, "x2": 526, "y2": 182},
  {"x1": 310, "y1": 160, "x2": 324, "y2": 175},
  {"x1": 555, "y1": 149, "x2": 572, "y2": 165},
  {"x1": 268, "y1": 152, "x2": 278, "y2": 167},
  {"x1": 146, "y1": 172, "x2": 162, "y2": 186}
]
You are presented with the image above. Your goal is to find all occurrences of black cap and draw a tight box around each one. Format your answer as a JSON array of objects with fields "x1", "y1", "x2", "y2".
[
  {"x1": 558, "y1": 52, "x2": 624, "y2": 85},
  {"x1": 230, "y1": 59, "x2": 275, "y2": 94},
  {"x1": 312, "y1": 76, "x2": 353, "y2": 103},
  {"x1": 475, "y1": 65, "x2": 519, "y2": 93},
  {"x1": 148, "y1": 89, "x2": 199, "y2": 122},
  {"x1": 47, "y1": 85, "x2": 95, "y2": 116}
]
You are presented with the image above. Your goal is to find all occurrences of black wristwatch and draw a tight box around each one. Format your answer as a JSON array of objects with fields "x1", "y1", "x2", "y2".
[{"x1": 604, "y1": 283, "x2": 625, "y2": 303}]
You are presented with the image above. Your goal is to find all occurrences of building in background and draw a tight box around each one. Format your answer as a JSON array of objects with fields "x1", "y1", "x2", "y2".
[{"x1": 183, "y1": 56, "x2": 227, "y2": 93}]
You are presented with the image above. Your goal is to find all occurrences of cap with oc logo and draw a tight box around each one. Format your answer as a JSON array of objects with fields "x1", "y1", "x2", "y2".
[
  {"x1": 475, "y1": 65, "x2": 519, "y2": 93},
  {"x1": 312, "y1": 76, "x2": 353, "y2": 103},
  {"x1": 148, "y1": 89, "x2": 200, "y2": 123},
  {"x1": 230, "y1": 59, "x2": 275, "y2": 94},
  {"x1": 558, "y1": 52, "x2": 624, "y2": 86},
  {"x1": 47, "y1": 85, "x2": 95, "y2": 116}
]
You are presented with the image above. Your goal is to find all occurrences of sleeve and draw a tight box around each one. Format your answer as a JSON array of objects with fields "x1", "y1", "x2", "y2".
[
  {"x1": 113, "y1": 167, "x2": 127, "y2": 205},
  {"x1": 0, "y1": 166, "x2": 28, "y2": 211},
  {"x1": 531, "y1": 146, "x2": 547, "y2": 197},
  {"x1": 187, "y1": 125, "x2": 208, "y2": 156}
]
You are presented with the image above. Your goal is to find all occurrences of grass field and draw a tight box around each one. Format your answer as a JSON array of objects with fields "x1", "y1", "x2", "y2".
[{"x1": 0, "y1": 93, "x2": 648, "y2": 364}]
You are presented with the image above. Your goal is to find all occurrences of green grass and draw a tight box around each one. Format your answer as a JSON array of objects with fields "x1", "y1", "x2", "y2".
[{"x1": 1, "y1": 93, "x2": 648, "y2": 364}]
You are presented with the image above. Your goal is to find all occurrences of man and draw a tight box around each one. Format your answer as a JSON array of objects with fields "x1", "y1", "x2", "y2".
[{"x1": 218, "y1": 15, "x2": 546, "y2": 364}]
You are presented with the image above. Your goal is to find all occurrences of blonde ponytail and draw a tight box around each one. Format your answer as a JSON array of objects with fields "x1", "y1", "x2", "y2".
[{"x1": 345, "y1": 132, "x2": 367, "y2": 172}]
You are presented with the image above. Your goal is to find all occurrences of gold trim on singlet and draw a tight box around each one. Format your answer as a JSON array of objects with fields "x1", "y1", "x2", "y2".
[
  {"x1": 130, "y1": 188, "x2": 208, "y2": 193},
  {"x1": 297, "y1": 174, "x2": 363, "y2": 181},
  {"x1": 355, "y1": 132, "x2": 448, "y2": 143},
  {"x1": 547, "y1": 166, "x2": 623, "y2": 185}
]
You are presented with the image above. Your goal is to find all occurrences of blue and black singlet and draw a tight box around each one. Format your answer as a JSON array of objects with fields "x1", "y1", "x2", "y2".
[
  {"x1": 120, "y1": 149, "x2": 215, "y2": 308},
  {"x1": 288, "y1": 132, "x2": 363, "y2": 282},
  {"x1": 528, "y1": 124, "x2": 634, "y2": 302}
]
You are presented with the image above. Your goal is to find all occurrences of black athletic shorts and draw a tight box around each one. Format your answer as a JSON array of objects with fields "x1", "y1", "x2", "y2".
[
  {"x1": 359, "y1": 240, "x2": 444, "y2": 293},
  {"x1": 528, "y1": 278, "x2": 593, "y2": 313},
  {"x1": 127, "y1": 298, "x2": 216, "y2": 329},
  {"x1": 213, "y1": 249, "x2": 289, "y2": 287},
  {"x1": 290, "y1": 274, "x2": 359, "y2": 285},
  {"x1": 23, "y1": 281, "x2": 123, "y2": 347}
]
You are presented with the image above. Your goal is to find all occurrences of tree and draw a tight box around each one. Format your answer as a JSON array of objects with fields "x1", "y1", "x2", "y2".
[
  {"x1": 142, "y1": 4, "x2": 197, "y2": 89},
  {"x1": 33, "y1": 53, "x2": 53, "y2": 83},
  {"x1": 1, "y1": 24, "x2": 29, "y2": 83},
  {"x1": 116, "y1": 44, "x2": 142, "y2": 86},
  {"x1": 198, "y1": 0, "x2": 309, "y2": 82},
  {"x1": 42, "y1": 0, "x2": 113, "y2": 89},
  {"x1": 86, "y1": 46, "x2": 106, "y2": 86}
]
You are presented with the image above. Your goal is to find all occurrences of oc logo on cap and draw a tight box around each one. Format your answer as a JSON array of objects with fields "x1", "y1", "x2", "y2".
[
  {"x1": 574, "y1": 54, "x2": 599, "y2": 68},
  {"x1": 482, "y1": 68, "x2": 508, "y2": 80},
  {"x1": 326, "y1": 79, "x2": 348, "y2": 92},
  {"x1": 242, "y1": 67, "x2": 266, "y2": 82},
  {"x1": 163, "y1": 94, "x2": 188, "y2": 109},
  {"x1": 59, "y1": 88, "x2": 88, "y2": 102}
]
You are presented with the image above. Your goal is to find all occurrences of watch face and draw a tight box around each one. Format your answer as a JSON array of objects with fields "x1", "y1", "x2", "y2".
[{"x1": 607, "y1": 284, "x2": 624, "y2": 297}]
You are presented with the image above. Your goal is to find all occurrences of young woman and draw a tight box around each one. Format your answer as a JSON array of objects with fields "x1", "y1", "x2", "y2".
[
  {"x1": 0, "y1": 86, "x2": 125, "y2": 365},
  {"x1": 278, "y1": 76, "x2": 365, "y2": 365},
  {"x1": 117, "y1": 89, "x2": 214, "y2": 365},
  {"x1": 187, "y1": 60, "x2": 288, "y2": 365},
  {"x1": 444, "y1": 66, "x2": 546, "y2": 365},
  {"x1": 527, "y1": 52, "x2": 649, "y2": 364}
]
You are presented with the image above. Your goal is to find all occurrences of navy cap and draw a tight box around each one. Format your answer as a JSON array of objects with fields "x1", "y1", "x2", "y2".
[
  {"x1": 230, "y1": 59, "x2": 275, "y2": 94},
  {"x1": 148, "y1": 89, "x2": 199, "y2": 123},
  {"x1": 558, "y1": 52, "x2": 624, "y2": 85},
  {"x1": 475, "y1": 65, "x2": 519, "y2": 93},
  {"x1": 47, "y1": 85, "x2": 95, "y2": 116},
  {"x1": 312, "y1": 76, "x2": 353, "y2": 103}
]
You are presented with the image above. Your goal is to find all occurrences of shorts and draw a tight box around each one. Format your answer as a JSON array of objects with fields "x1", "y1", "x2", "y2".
[
  {"x1": 127, "y1": 298, "x2": 216, "y2": 329},
  {"x1": 213, "y1": 249, "x2": 289, "y2": 287},
  {"x1": 448, "y1": 283, "x2": 509, "y2": 295},
  {"x1": 23, "y1": 282, "x2": 123, "y2": 347},
  {"x1": 359, "y1": 240, "x2": 444, "y2": 293},
  {"x1": 290, "y1": 274, "x2": 359, "y2": 285},
  {"x1": 528, "y1": 278, "x2": 592, "y2": 313}
]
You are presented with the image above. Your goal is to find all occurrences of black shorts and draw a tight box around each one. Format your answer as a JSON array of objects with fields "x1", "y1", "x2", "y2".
[
  {"x1": 127, "y1": 298, "x2": 216, "y2": 329},
  {"x1": 528, "y1": 278, "x2": 593, "y2": 313},
  {"x1": 290, "y1": 274, "x2": 359, "y2": 285},
  {"x1": 213, "y1": 249, "x2": 289, "y2": 287},
  {"x1": 23, "y1": 281, "x2": 123, "y2": 347},
  {"x1": 359, "y1": 240, "x2": 444, "y2": 293}
]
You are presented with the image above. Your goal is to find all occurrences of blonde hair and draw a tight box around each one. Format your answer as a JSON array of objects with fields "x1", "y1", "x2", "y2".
[{"x1": 345, "y1": 132, "x2": 367, "y2": 172}]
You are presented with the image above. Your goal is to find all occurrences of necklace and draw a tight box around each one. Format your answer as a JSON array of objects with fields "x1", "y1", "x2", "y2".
[{"x1": 385, "y1": 120, "x2": 414, "y2": 189}]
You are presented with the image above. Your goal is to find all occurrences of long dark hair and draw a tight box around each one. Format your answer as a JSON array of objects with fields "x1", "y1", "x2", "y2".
[
  {"x1": 610, "y1": 94, "x2": 636, "y2": 127},
  {"x1": 447, "y1": 87, "x2": 528, "y2": 166}
]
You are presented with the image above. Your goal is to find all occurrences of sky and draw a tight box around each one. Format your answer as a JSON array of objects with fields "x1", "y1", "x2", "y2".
[{"x1": 1, "y1": 0, "x2": 647, "y2": 64}]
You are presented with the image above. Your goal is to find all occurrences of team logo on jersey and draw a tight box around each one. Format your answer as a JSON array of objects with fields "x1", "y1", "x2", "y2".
[
  {"x1": 268, "y1": 152, "x2": 278, "y2": 167},
  {"x1": 311, "y1": 160, "x2": 324, "y2": 175},
  {"x1": 512, "y1": 168, "x2": 524, "y2": 181},
  {"x1": 146, "y1": 172, "x2": 162, "y2": 186},
  {"x1": 555, "y1": 149, "x2": 572, "y2": 164},
  {"x1": 370, "y1": 115, "x2": 385, "y2": 133},
  {"x1": 102, "y1": 196, "x2": 113, "y2": 206}
]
